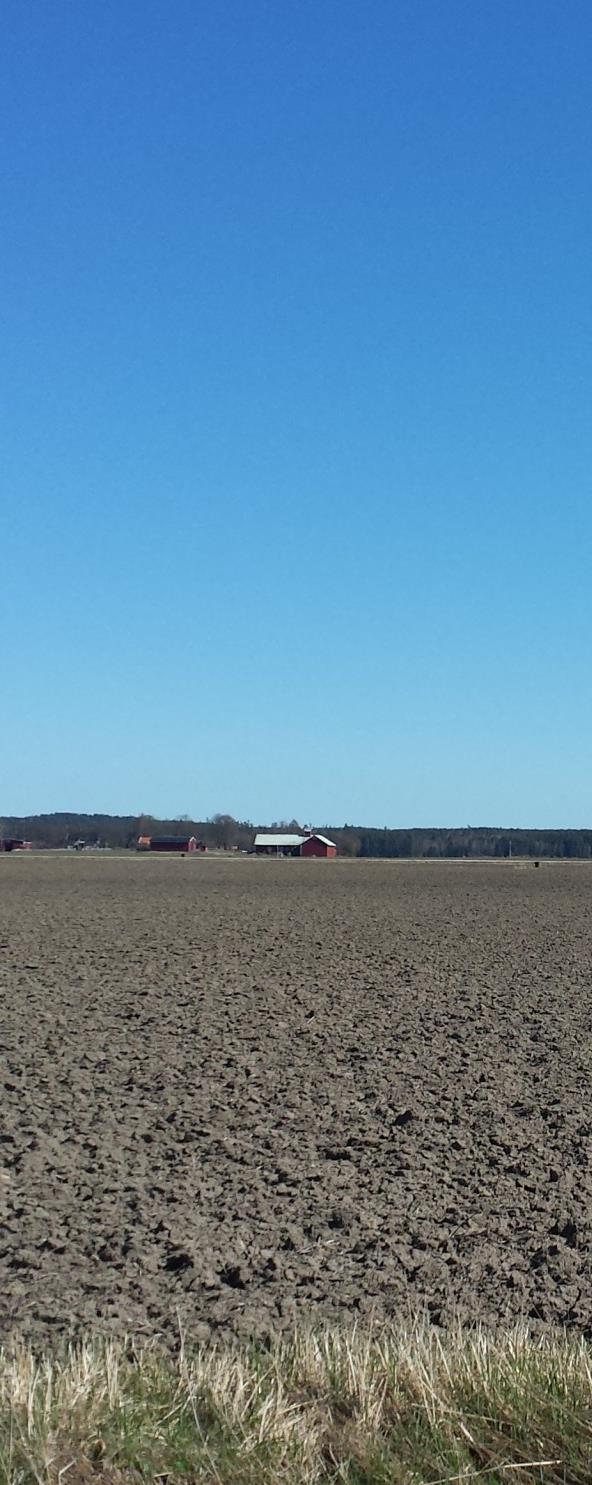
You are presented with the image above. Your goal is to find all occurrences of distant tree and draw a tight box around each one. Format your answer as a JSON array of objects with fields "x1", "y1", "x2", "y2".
[{"x1": 208, "y1": 814, "x2": 238, "y2": 848}]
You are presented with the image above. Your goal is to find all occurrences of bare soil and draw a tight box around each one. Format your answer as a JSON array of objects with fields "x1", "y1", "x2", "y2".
[{"x1": 2, "y1": 855, "x2": 592, "y2": 1345}]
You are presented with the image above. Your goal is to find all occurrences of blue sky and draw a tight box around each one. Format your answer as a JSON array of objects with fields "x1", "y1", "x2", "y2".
[{"x1": 2, "y1": 0, "x2": 592, "y2": 826}]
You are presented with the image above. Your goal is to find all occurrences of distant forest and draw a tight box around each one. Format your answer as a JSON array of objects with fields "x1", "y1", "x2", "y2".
[{"x1": 3, "y1": 813, "x2": 592, "y2": 859}]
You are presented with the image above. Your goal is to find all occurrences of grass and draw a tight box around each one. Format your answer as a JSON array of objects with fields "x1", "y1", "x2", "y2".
[{"x1": 1, "y1": 1322, "x2": 592, "y2": 1485}]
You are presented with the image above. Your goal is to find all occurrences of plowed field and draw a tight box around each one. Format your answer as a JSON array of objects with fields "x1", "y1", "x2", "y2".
[{"x1": 2, "y1": 855, "x2": 592, "y2": 1344}]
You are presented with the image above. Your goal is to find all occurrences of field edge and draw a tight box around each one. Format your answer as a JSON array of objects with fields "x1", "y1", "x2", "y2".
[{"x1": 1, "y1": 1320, "x2": 591, "y2": 1484}]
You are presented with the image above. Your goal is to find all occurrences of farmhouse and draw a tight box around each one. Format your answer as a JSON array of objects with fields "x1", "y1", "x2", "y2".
[
  {"x1": 138, "y1": 835, "x2": 200, "y2": 853},
  {"x1": 253, "y1": 832, "x2": 337, "y2": 858}
]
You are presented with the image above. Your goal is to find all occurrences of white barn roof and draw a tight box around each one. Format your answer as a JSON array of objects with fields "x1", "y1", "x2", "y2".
[
  {"x1": 309, "y1": 834, "x2": 336, "y2": 848},
  {"x1": 254, "y1": 833, "x2": 305, "y2": 848}
]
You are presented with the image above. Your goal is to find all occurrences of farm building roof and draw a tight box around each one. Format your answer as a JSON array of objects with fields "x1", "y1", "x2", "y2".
[
  {"x1": 254, "y1": 833, "x2": 305, "y2": 848},
  {"x1": 150, "y1": 835, "x2": 195, "y2": 845},
  {"x1": 309, "y1": 835, "x2": 336, "y2": 848}
]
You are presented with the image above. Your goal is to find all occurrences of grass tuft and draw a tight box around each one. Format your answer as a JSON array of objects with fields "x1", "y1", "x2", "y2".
[{"x1": 0, "y1": 1322, "x2": 591, "y2": 1483}]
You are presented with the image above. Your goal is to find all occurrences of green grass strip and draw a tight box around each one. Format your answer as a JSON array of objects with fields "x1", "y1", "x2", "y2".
[{"x1": 0, "y1": 1322, "x2": 591, "y2": 1484}]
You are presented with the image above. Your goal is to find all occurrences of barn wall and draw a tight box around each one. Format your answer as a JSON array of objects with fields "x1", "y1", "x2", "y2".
[
  {"x1": 300, "y1": 837, "x2": 336, "y2": 858},
  {"x1": 149, "y1": 841, "x2": 190, "y2": 853}
]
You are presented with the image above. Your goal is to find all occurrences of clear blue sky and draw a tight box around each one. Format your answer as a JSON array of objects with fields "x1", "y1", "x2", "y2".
[{"x1": 2, "y1": 0, "x2": 591, "y2": 826}]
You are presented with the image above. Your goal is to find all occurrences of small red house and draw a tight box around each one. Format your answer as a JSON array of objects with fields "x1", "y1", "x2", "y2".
[
  {"x1": 300, "y1": 834, "x2": 337, "y2": 858},
  {"x1": 146, "y1": 836, "x2": 199, "y2": 853}
]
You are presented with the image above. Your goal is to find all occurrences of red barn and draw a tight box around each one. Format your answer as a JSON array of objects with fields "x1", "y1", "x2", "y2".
[
  {"x1": 300, "y1": 833, "x2": 337, "y2": 858},
  {"x1": 253, "y1": 831, "x2": 338, "y2": 857}
]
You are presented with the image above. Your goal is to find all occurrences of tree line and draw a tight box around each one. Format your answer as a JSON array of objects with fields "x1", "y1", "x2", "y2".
[{"x1": 3, "y1": 813, "x2": 592, "y2": 859}]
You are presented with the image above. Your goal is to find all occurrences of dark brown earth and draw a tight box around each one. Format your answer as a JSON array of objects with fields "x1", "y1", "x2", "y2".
[{"x1": 2, "y1": 854, "x2": 592, "y2": 1345}]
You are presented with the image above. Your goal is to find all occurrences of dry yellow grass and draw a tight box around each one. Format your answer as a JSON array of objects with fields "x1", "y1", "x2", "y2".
[{"x1": 1, "y1": 1322, "x2": 592, "y2": 1483}]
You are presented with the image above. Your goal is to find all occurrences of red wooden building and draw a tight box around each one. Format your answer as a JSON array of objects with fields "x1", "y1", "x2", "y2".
[
  {"x1": 139, "y1": 835, "x2": 200, "y2": 853},
  {"x1": 253, "y1": 831, "x2": 337, "y2": 858},
  {"x1": 300, "y1": 833, "x2": 337, "y2": 858}
]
